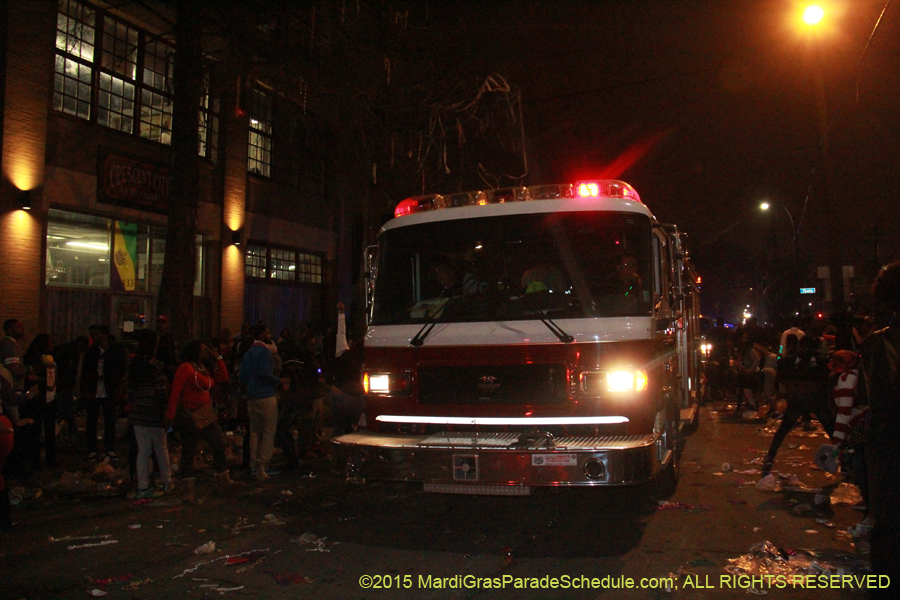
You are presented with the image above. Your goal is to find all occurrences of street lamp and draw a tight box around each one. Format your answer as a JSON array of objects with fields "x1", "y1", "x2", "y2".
[
  {"x1": 802, "y1": 5, "x2": 824, "y2": 27},
  {"x1": 760, "y1": 202, "x2": 798, "y2": 265},
  {"x1": 761, "y1": 201, "x2": 801, "y2": 318}
]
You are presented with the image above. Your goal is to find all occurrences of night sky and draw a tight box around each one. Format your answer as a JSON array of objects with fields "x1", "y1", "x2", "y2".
[{"x1": 441, "y1": 0, "x2": 900, "y2": 311}]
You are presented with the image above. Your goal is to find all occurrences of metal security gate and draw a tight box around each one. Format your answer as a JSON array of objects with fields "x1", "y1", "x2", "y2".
[{"x1": 243, "y1": 281, "x2": 322, "y2": 338}]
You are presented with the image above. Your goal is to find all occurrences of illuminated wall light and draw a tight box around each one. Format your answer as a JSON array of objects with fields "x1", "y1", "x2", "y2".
[
  {"x1": 230, "y1": 228, "x2": 243, "y2": 246},
  {"x1": 20, "y1": 189, "x2": 32, "y2": 210}
]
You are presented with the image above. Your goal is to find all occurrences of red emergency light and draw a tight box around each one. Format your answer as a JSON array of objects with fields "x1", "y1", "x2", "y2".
[
  {"x1": 578, "y1": 182, "x2": 599, "y2": 197},
  {"x1": 393, "y1": 180, "x2": 641, "y2": 217}
]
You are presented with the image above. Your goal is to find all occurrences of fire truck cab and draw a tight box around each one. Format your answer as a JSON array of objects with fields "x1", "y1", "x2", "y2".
[{"x1": 333, "y1": 181, "x2": 701, "y2": 495}]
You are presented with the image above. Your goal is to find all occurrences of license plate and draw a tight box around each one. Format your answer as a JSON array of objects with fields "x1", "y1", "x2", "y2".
[{"x1": 531, "y1": 453, "x2": 577, "y2": 467}]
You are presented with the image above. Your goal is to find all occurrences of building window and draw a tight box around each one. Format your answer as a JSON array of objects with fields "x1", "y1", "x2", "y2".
[
  {"x1": 199, "y1": 70, "x2": 219, "y2": 162},
  {"x1": 54, "y1": 0, "x2": 96, "y2": 119},
  {"x1": 297, "y1": 253, "x2": 323, "y2": 283},
  {"x1": 97, "y1": 17, "x2": 138, "y2": 134},
  {"x1": 45, "y1": 210, "x2": 110, "y2": 288},
  {"x1": 140, "y1": 40, "x2": 174, "y2": 144},
  {"x1": 248, "y1": 88, "x2": 273, "y2": 177},
  {"x1": 244, "y1": 243, "x2": 322, "y2": 285},
  {"x1": 46, "y1": 209, "x2": 204, "y2": 296},
  {"x1": 269, "y1": 248, "x2": 297, "y2": 281},
  {"x1": 52, "y1": 0, "x2": 210, "y2": 156},
  {"x1": 245, "y1": 244, "x2": 268, "y2": 279}
]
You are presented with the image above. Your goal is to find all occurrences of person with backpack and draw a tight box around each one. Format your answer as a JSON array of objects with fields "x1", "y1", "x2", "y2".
[{"x1": 761, "y1": 333, "x2": 835, "y2": 475}]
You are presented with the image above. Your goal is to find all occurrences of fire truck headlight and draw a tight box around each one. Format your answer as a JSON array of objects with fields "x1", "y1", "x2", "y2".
[
  {"x1": 700, "y1": 343, "x2": 711, "y2": 356},
  {"x1": 607, "y1": 370, "x2": 648, "y2": 392},
  {"x1": 364, "y1": 372, "x2": 410, "y2": 395},
  {"x1": 580, "y1": 370, "x2": 648, "y2": 394}
]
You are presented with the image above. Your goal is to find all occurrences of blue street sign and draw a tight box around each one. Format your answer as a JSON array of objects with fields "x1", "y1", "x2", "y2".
[{"x1": 800, "y1": 287, "x2": 816, "y2": 294}]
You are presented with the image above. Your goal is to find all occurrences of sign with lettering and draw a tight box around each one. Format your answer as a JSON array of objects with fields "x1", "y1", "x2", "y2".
[
  {"x1": 98, "y1": 150, "x2": 170, "y2": 214},
  {"x1": 800, "y1": 287, "x2": 816, "y2": 294}
]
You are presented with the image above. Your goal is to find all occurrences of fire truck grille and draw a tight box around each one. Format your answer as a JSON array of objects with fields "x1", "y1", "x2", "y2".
[{"x1": 417, "y1": 364, "x2": 567, "y2": 405}]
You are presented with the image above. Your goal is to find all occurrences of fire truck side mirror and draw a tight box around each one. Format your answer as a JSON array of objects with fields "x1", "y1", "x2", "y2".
[{"x1": 656, "y1": 318, "x2": 674, "y2": 332}]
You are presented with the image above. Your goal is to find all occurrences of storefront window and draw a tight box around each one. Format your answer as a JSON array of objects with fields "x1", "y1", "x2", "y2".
[
  {"x1": 46, "y1": 209, "x2": 110, "y2": 288},
  {"x1": 47, "y1": 210, "x2": 203, "y2": 296}
]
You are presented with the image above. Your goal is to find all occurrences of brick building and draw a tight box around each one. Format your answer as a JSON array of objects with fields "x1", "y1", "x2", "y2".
[{"x1": 0, "y1": 0, "x2": 353, "y2": 347}]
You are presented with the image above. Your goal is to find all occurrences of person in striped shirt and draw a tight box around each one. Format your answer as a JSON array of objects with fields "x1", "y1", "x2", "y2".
[
  {"x1": 829, "y1": 351, "x2": 865, "y2": 447},
  {"x1": 827, "y1": 350, "x2": 868, "y2": 512}
]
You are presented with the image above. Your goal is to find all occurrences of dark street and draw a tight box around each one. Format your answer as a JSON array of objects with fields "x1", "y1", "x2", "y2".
[{"x1": 2, "y1": 401, "x2": 872, "y2": 599}]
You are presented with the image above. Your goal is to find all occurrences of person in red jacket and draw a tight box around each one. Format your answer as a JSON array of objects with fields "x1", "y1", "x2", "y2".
[{"x1": 166, "y1": 341, "x2": 235, "y2": 487}]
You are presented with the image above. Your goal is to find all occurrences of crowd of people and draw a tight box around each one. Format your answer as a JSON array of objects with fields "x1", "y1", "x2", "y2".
[
  {"x1": 702, "y1": 261, "x2": 900, "y2": 595},
  {"x1": 0, "y1": 302, "x2": 365, "y2": 529}
]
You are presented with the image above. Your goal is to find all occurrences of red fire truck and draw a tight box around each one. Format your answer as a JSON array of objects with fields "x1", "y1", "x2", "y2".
[{"x1": 333, "y1": 180, "x2": 701, "y2": 495}]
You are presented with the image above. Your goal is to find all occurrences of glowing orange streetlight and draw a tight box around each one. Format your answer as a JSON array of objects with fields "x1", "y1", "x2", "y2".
[{"x1": 802, "y1": 5, "x2": 824, "y2": 26}]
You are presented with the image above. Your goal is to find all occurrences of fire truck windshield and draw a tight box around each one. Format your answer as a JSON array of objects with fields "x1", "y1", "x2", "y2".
[{"x1": 370, "y1": 211, "x2": 653, "y2": 325}]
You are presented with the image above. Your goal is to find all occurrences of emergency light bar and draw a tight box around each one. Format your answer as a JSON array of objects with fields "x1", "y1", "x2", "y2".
[{"x1": 394, "y1": 180, "x2": 642, "y2": 217}]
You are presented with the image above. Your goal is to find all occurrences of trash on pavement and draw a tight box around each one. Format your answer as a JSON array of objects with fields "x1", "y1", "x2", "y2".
[
  {"x1": 291, "y1": 532, "x2": 319, "y2": 544},
  {"x1": 122, "y1": 578, "x2": 151, "y2": 590},
  {"x1": 88, "y1": 589, "x2": 108, "y2": 597},
  {"x1": 725, "y1": 541, "x2": 850, "y2": 578},
  {"x1": 656, "y1": 500, "x2": 712, "y2": 512},
  {"x1": 755, "y1": 474, "x2": 782, "y2": 492},
  {"x1": 173, "y1": 548, "x2": 271, "y2": 579},
  {"x1": 49, "y1": 534, "x2": 113, "y2": 542},
  {"x1": 721, "y1": 462, "x2": 732, "y2": 472},
  {"x1": 93, "y1": 575, "x2": 133, "y2": 587},
  {"x1": 193, "y1": 541, "x2": 216, "y2": 555},
  {"x1": 68, "y1": 540, "x2": 119, "y2": 550},
  {"x1": 263, "y1": 513, "x2": 286, "y2": 526},
  {"x1": 305, "y1": 537, "x2": 330, "y2": 553},
  {"x1": 263, "y1": 570, "x2": 314, "y2": 585},
  {"x1": 830, "y1": 483, "x2": 863, "y2": 506}
]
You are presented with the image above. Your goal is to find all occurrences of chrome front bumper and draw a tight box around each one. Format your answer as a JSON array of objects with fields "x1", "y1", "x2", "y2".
[{"x1": 331, "y1": 430, "x2": 667, "y2": 489}]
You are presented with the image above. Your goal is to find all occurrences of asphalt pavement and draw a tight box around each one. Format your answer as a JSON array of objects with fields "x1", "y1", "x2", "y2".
[{"x1": 1, "y1": 400, "x2": 877, "y2": 599}]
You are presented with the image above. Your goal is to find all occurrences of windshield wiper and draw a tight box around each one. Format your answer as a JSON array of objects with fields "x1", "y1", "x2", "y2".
[
  {"x1": 508, "y1": 286, "x2": 574, "y2": 344},
  {"x1": 409, "y1": 275, "x2": 480, "y2": 347}
]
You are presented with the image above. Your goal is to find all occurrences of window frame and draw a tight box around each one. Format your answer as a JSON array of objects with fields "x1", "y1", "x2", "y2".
[
  {"x1": 247, "y1": 87, "x2": 274, "y2": 177},
  {"x1": 53, "y1": 0, "x2": 215, "y2": 159},
  {"x1": 243, "y1": 241, "x2": 323, "y2": 285}
]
